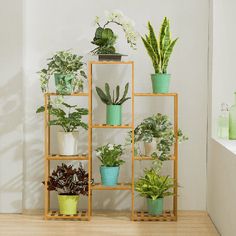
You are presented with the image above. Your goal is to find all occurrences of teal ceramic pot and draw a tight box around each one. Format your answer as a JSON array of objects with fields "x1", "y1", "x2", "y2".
[
  {"x1": 106, "y1": 105, "x2": 122, "y2": 125},
  {"x1": 54, "y1": 74, "x2": 75, "y2": 94},
  {"x1": 100, "y1": 166, "x2": 120, "y2": 186},
  {"x1": 147, "y1": 198, "x2": 164, "y2": 215},
  {"x1": 151, "y1": 74, "x2": 171, "y2": 93}
]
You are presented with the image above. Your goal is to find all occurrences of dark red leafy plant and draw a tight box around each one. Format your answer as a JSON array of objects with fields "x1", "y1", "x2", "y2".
[{"x1": 43, "y1": 163, "x2": 90, "y2": 196}]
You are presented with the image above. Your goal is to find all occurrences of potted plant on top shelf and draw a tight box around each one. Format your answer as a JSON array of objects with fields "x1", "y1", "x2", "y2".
[
  {"x1": 141, "y1": 17, "x2": 178, "y2": 93},
  {"x1": 135, "y1": 165, "x2": 174, "y2": 216},
  {"x1": 91, "y1": 10, "x2": 137, "y2": 61},
  {"x1": 96, "y1": 82, "x2": 131, "y2": 125},
  {"x1": 96, "y1": 143, "x2": 125, "y2": 186},
  {"x1": 37, "y1": 100, "x2": 88, "y2": 155},
  {"x1": 38, "y1": 50, "x2": 87, "y2": 94},
  {"x1": 43, "y1": 163, "x2": 89, "y2": 215},
  {"x1": 130, "y1": 113, "x2": 187, "y2": 160}
]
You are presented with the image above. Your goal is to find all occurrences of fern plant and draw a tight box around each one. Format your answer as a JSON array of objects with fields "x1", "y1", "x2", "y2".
[
  {"x1": 141, "y1": 17, "x2": 178, "y2": 74},
  {"x1": 96, "y1": 83, "x2": 131, "y2": 105}
]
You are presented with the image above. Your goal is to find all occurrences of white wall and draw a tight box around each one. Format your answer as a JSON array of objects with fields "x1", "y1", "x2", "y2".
[
  {"x1": 0, "y1": 0, "x2": 23, "y2": 212},
  {"x1": 207, "y1": 0, "x2": 236, "y2": 235},
  {"x1": 22, "y1": 0, "x2": 209, "y2": 211},
  {"x1": 211, "y1": 0, "x2": 236, "y2": 136}
]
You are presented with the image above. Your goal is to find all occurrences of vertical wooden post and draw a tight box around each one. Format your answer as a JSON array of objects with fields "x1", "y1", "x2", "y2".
[
  {"x1": 88, "y1": 62, "x2": 93, "y2": 219},
  {"x1": 44, "y1": 93, "x2": 50, "y2": 220},
  {"x1": 131, "y1": 62, "x2": 135, "y2": 220},
  {"x1": 173, "y1": 94, "x2": 178, "y2": 220}
]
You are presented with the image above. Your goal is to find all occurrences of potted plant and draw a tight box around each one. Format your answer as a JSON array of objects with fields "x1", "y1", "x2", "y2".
[
  {"x1": 135, "y1": 166, "x2": 174, "y2": 215},
  {"x1": 91, "y1": 10, "x2": 137, "y2": 61},
  {"x1": 37, "y1": 101, "x2": 88, "y2": 155},
  {"x1": 96, "y1": 143, "x2": 125, "y2": 186},
  {"x1": 141, "y1": 18, "x2": 178, "y2": 93},
  {"x1": 38, "y1": 50, "x2": 87, "y2": 94},
  {"x1": 131, "y1": 113, "x2": 187, "y2": 160},
  {"x1": 96, "y1": 83, "x2": 131, "y2": 125},
  {"x1": 43, "y1": 163, "x2": 89, "y2": 215}
]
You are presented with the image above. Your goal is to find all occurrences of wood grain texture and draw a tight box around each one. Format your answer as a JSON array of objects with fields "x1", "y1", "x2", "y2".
[{"x1": 0, "y1": 211, "x2": 219, "y2": 236}]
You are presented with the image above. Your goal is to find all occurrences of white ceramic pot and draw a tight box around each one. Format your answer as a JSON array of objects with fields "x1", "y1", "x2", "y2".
[
  {"x1": 57, "y1": 131, "x2": 79, "y2": 155},
  {"x1": 143, "y1": 139, "x2": 156, "y2": 156}
]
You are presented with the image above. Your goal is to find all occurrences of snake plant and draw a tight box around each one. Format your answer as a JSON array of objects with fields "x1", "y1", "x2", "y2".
[
  {"x1": 96, "y1": 83, "x2": 131, "y2": 105},
  {"x1": 141, "y1": 17, "x2": 178, "y2": 74}
]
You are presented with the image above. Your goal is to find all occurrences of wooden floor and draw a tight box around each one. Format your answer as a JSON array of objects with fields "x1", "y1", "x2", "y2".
[{"x1": 0, "y1": 211, "x2": 219, "y2": 236}]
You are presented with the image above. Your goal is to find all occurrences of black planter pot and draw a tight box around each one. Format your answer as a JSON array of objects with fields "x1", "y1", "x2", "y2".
[{"x1": 98, "y1": 54, "x2": 127, "y2": 61}]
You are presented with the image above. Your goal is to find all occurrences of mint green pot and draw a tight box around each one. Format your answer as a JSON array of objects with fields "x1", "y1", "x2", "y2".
[
  {"x1": 106, "y1": 105, "x2": 122, "y2": 125},
  {"x1": 151, "y1": 74, "x2": 171, "y2": 93},
  {"x1": 100, "y1": 166, "x2": 120, "y2": 186},
  {"x1": 147, "y1": 198, "x2": 164, "y2": 215},
  {"x1": 54, "y1": 74, "x2": 75, "y2": 94}
]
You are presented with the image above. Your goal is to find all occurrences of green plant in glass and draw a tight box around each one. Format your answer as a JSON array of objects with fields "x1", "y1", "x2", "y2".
[
  {"x1": 38, "y1": 50, "x2": 87, "y2": 94},
  {"x1": 91, "y1": 10, "x2": 137, "y2": 55},
  {"x1": 128, "y1": 113, "x2": 188, "y2": 160},
  {"x1": 141, "y1": 18, "x2": 178, "y2": 93}
]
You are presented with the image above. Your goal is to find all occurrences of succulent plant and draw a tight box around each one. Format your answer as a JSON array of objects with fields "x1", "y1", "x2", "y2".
[
  {"x1": 96, "y1": 82, "x2": 131, "y2": 105},
  {"x1": 142, "y1": 18, "x2": 178, "y2": 74}
]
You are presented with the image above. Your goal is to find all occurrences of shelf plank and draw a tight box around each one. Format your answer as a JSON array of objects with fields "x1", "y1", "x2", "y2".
[
  {"x1": 134, "y1": 156, "x2": 176, "y2": 161},
  {"x1": 91, "y1": 183, "x2": 132, "y2": 190},
  {"x1": 90, "y1": 61, "x2": 133, "y2": 65},
  {"x1": 47, "y1": 154, "x2": 88, "y2": 160},
  {"x1": 45, "y1": 92, "x2": 89, "y2": 96},
  {"x1": 46, "y1": 210, "x2": 88, "y2": 220},
  {"x1": 133, "y1": 210, "x2": 176, "y2": 221},
  {"x1": 92, "y1": 124, "x2": 132, "y2": 129},
  {"x1": 134, "y1": 93, "x2": 177, "y2": 97}
]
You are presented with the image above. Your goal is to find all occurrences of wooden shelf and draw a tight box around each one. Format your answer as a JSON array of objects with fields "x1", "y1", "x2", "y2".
[
  {"x1": 90, "y1": 61, "x2": 133, "y2": 65},
  {"x1": 134, "y1": 156, "x2": 175, "y2": 161},
  {"x1": 46, "y1": 210, "x2": 89, "y2": 220},
  {"x1": 92, "y1": 124, "x2": 132, "y2": 129},
  {"x1": 47, "y1": 154, "x2": 88, "y2": 161},
  {"x1": 45, "y1": 92, "x2": 88, "y2": 96},
  {"x1": 134, "y1": 93, "x2": 177, "y2": 97},
  {"x1": 133, "y1": 211, "x2": 176, "y2": 221},
  {"x1": 91, "y1": 183, "x2": 132, "y2": 190}
]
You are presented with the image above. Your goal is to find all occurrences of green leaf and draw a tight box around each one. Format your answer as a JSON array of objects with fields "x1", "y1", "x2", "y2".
[
  {"x1": 96, "y1": 86, "x2": 110, "y2": 105},
  {"x1": 117, "y1": 83, "x2": 129, "y2": 105},
  {"x1": 148, "y1": 22, "x2": 160, "y2": 61},
  {"x1": 105, "y1": 83, "x2": 112, "y2": 104},
  {"x1": 115, "y1": 85, "x2": 120, "y2": 103},
  {"x1": 36, "y1": 106, "x2": 45, "y2": 113}
]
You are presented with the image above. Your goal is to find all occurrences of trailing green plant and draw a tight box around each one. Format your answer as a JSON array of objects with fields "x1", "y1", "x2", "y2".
[
  {"x1": 135, "y1": 167, "x2": 174, "y2": 200},
  {"x1": 36, "y1": 101, "x2": 88, "y2": 132},
  {"x1": 141, "y1": 17, "x2": 178, "y2": 74},
  {"x1": 91, "y1": 10, "x2": 137, "y2": 54},
  {"x1": 43, "y1": 163, "x2": 89, "y2": 195},
  {"x1": 96, "y1": 83, "x2": 131, "y2": 105},
  {"x1": 38, "y1": 50, "x2": 87, "y2": 93},
  {"x1": 96, "y1": 143, "x2": 125, "y2": 167},
  {"x1": 128, "y1": 113, "x2": 188, "y2": 160}
]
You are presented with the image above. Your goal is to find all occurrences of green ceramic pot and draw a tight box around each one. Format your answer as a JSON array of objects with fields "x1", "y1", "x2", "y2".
[
  {"x1": 54, "y1": 74, "x2": 75, "y2": 94},
  {"x1": 100, "y1": 166, "x2": 120, "y2": 186},
  {"x1": 151, "y1": 74, "x2": 171, "y2": 93},
  {"x1": 58, "y1": 195, "x2": 79, "y2": 215},
  {"x1": 147, "y1": 198, "x2": 163, "y2": 215},
  {"x1": 106, "y1": 105, "x2": 122, "y2": 125}
]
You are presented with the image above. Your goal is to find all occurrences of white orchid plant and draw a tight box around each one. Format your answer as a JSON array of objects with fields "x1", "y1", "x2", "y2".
[
  {"x1": 91, "y1": 10, "x2": 138, "y2": 54},
  {"x1": 96, "y1": 143, "x2": 125, "y2": 167}
]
